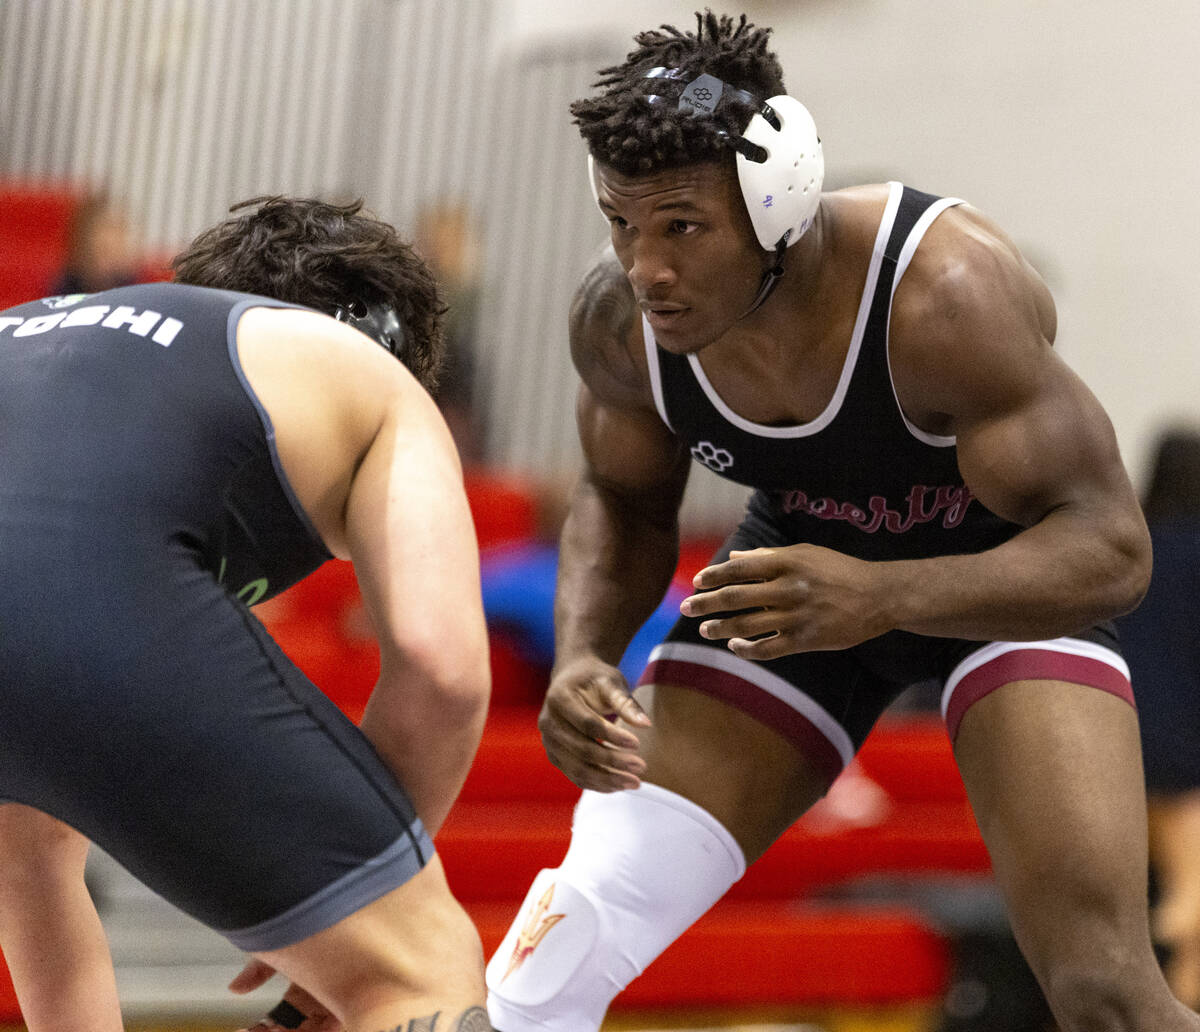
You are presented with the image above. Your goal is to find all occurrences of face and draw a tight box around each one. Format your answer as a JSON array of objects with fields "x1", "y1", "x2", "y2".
[{"x1": 593, "y1": 158, "x2": 767, "y2": 354}]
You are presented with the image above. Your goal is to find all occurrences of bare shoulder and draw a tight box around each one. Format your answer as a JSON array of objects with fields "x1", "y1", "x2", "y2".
[
  {"x1": 237, "y1": 306, "x2": 423, "y2": 416},
  {"x1": 568, "y1": 246, "x2": 655, "y2": 410},
  {"x1": 822, "y1": 182, "x2": 894, "y2": 246},
  {"x1": 235, "y1": 306, "x2": 451, "y2": 556},
  {"x1": 823, "y1": 181, "x2": 894, "y2": 215},
  {"x1": 888, "y1": 199, "x2": 1060, "y2": 425}
]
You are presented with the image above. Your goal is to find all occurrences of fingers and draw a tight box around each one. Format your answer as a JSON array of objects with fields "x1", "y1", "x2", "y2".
[
  {"x1": 690, "y1": 548, "x2": 775, "y2": 591},
  {"x1": 695, "y1": 607, "x2": 781, "y2": 643},
  {"x1": 606, "y1": 683, "x2": 652, "y2": 729},
  {"x1": 539, "y1": 712, "x2": 646, "y2": 792},
  {"x1": 681, "y1": 580, "x2": 786, "y2": 621},
  {"x1": 229, "y1": 959, "x2": 276, "y2": 994},
  {"x1": 539, "y1": 663, "x2": 651, "y2": 792},
  {"x1": 556, "y1": 669, "x2": 649, "y2": 747},
  {"x1": 726, "y1": 632, "x2": 793, "y2": 661}
]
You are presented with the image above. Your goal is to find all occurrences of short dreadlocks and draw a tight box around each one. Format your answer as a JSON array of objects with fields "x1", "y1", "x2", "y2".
[{"x1": 570, "y1": 11, "x2": 786, "y2": 177}]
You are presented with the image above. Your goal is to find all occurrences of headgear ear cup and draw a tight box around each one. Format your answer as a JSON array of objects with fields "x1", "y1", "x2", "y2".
[
  {"x1": 333, "y1": 300, "x2": 410, "y2": 360},
  {"x1": 736, "y1": 96, "x2": 824, "y2": 250},
  {"x1": 586, "y1": 95, "x2": 823, "y2": 255}
]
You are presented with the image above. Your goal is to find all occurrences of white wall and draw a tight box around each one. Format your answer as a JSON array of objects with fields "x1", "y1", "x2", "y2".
[{"x1": 496, "y1": 0, "x2": 1200, "y2": 489}]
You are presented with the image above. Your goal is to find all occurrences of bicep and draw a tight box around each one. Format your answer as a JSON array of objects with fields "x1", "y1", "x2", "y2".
[
  {"x1": 955, "y1": 351, "x2": 1135, "y2": 528},
  {"x1": 576, "y1": 380, "x2": 690, "y2": 517}
]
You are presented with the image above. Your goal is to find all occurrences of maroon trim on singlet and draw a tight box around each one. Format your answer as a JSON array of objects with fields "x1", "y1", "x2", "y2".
[
  {"x1": 944, "y1": 647, "x2": 1135, "y2": 741},
  {"x1": 639, "y1": 656, "x2": 846, "y2": 783}
]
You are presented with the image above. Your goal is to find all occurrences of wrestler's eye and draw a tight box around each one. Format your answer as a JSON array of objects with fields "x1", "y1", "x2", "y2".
[{"x1": 668, "y1": 219, "x2": 699, "y2": 236}]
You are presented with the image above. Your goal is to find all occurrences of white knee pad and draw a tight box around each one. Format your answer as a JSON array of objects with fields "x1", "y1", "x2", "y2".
[{"x1": 485, "y1": 782, "x2": 746, "y2": 1032}]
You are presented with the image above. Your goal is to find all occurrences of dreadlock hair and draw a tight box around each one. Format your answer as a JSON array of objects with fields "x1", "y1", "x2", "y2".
[
  {"x1": 570, "y1": 10, "x2": 785, "y2": 177},
  {"x1": 171, "y1": 196, "x2": 445, "y2": 393}
]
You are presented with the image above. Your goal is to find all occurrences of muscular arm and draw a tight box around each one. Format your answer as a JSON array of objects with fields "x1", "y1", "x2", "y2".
[
  {"x1": 556, "y1": 254, "x2": 691, "y2": 665},
  {"x1": 344, "y1": 379, "x2": 490, "y2": 835},
  {"x1": 685, "y1": 209, "x2": 1149, "y2": 656},
  {"x1": 881, "y1": 210, "x2": 1150, "y2": 639},
  {"x1": 556, "y1": 394, "x2": 690, "y2": 668},
  {"x1": 241, "y1": 308, "x2": 490, "y2": 834},
  {"x1": 538, "y1": 254, "x2": 691, "y2": 789}
]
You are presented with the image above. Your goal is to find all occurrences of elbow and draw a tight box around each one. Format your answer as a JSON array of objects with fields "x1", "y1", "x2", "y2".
[
  {"x1": 1107, "y1": 517, "x2": 1153, "y2": 618},
  {"x1": 376, "y1": 628, "x2": 492, "y2": 730},
  {"x1": 417, "y1": 638, "x2": 492, "y2": 726}
]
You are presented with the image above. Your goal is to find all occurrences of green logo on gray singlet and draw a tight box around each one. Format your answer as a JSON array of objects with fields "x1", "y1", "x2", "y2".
[{"x1": 216, "y1": 556, "x2": 269, "y2": 606}]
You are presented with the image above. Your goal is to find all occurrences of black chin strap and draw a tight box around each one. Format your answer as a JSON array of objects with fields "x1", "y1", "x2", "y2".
[{"x1": 740, "y1": 238, "x2": 788, "y2": 319}]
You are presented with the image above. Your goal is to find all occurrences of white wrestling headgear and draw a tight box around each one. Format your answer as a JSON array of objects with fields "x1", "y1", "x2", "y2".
[
  {"x1": 735, "y1": 93, "x2": 824, "y2": 250},
  {"x1": 588, "y1": 68, "x2": 824, "y2": 253}
]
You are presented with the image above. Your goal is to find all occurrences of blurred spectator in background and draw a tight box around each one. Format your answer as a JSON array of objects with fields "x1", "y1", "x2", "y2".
[
  {"x1": 1117, "y1": 426, "x2": 1200, "y2": 1009},
  {"x1": 48, "y1": 191, "x2": 141, "y2": 295},
  {"x1": 414, "y1": 200, "x2": 486, "y2": 467}
]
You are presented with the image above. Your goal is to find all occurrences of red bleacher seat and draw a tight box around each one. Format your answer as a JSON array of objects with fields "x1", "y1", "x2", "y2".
[
  {"x1": 471, "y1": 900, "x2": 950, "y2": 1008},
  {"x1": 0, "y1": 950, "x2": 19, "y2": 1022},
  {"x1": 0, "y1": 182, "x2": 78, "y2": 244},
  {"x1": 463, "y1": 468, "x2": 540, "y2": 552},
  {"x1": 0, "y1": 181, "x2": 81, "y2": 309}
]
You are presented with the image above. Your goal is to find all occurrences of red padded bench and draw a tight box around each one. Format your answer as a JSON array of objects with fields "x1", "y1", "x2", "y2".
[
  {"x1": 470, "y1": 900, "x2": 949, "y2": 1008},
  {"x1": 0, "y1": 181, "x2": 81, "y2": 309}
]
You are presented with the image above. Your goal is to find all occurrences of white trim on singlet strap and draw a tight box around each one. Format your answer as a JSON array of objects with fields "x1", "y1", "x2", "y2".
[
  {"x1": 643, "y1": 316, "x2": 674, "y2": 432},
  {"x1": 886, "y1": 193, "x2": 964, "y2": 448},
  {"x1": 642, "y1": 182, "x2": 905, "y2": 439}
]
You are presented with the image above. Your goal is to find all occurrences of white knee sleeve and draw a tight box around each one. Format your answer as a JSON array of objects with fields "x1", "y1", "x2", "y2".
[{"x1": 485, "y1": 782, "x2": 746, "y2": 1032}]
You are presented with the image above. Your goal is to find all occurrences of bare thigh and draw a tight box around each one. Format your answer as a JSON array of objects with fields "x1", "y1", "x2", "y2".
[
  {"x1": 633, "y1": 681, "x2": 833, "y2": 863},
  {"x1": 952, "y1": 679, "x2": 1173, "y2": 1015}
]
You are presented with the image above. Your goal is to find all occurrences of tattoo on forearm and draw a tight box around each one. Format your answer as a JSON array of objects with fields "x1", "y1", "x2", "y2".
[
  {"x1": 372, "y1": 1008, "x2": 492, "y2": 1032},
  {"x1": 454, "y1": 1007, "x2": 492, "y2": 1031}
]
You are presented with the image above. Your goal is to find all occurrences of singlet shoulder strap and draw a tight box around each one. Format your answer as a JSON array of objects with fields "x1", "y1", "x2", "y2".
[
  {"x1": 642, "y1": 314, "x2": 674, "y2": 432},
  {"x1": 866, "y1": 184, "x2": 965, "y2": 447}
]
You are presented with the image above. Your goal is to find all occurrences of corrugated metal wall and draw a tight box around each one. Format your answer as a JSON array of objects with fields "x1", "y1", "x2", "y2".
[
  {"x1": 0, "y1": 0, "x2": 747, "y2": 532},
  {"x1": 0, "y1": 0, "x2": 492, "y2": 248}
]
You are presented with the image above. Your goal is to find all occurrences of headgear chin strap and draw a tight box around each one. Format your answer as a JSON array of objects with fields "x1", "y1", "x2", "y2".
[{"x1": 332, "y1": 299, "x2": 410, "y2": 360}]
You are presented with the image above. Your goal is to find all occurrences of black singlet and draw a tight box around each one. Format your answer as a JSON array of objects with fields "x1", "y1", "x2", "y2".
[{"x1": 646, "y1": 183, "x2": 1020, "y2": 562}]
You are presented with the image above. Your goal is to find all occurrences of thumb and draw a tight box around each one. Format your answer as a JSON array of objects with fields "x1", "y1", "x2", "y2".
[
  {"x1": 603, "y1": 682, "x2": 651, "y2": 726},
  {"x1": 229, "y1": 958, "x2": 276, "y2": 994}
]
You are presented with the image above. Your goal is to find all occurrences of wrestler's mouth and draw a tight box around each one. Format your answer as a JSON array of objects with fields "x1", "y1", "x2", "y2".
[{"x1": 641, "y1": 303, "x2": 689, "y2": 331}]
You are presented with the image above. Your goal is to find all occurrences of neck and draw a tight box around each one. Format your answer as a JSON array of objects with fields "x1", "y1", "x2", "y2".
[{"x1": 740, "y1": 202, "x2": 828, "y2": 328}]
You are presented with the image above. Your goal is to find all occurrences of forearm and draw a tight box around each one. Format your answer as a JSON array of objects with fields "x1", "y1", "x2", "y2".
[
  {"x1": 0, "y1": 888, "x2": 122, "y2": 1032},
  {"x1": 359, "y1": 655, "x2": 489, "y2": 836},
  {"x1": 554, "y1": 477, "x2": 681, "y2": 669},
  {"x1": 883, "y1": 508, "x2": 1150, "y2": 641},
  {"x1": 0, "y1": 809, "x2": 123, "y2": 1032}
]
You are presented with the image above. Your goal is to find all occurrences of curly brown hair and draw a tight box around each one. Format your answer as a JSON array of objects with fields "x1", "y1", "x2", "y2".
[
  {"x1": 570, "y1": 10, "x2": 785, "y2": 176},
  {"x1": 171, "y1": 196, "x2": 445, "y2": 392}
]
